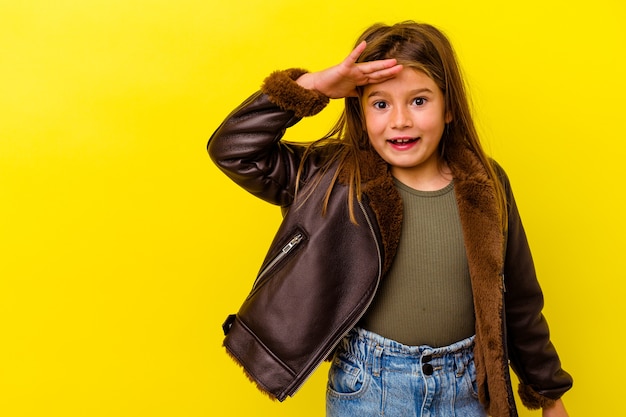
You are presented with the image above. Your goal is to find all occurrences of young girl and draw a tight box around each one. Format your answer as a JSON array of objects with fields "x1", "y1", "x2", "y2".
[{"x1": 208, "y1": 21, "x2": 572, "y2": 417}]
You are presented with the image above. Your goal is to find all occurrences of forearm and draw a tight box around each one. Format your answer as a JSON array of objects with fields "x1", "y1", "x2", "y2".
[{"x1": 208, "y1": 89, "x2": 305, "y2": 206}]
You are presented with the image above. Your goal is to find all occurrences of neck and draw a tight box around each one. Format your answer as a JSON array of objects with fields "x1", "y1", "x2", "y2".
[{"x1": 391, "y1": 162, "x2": 453, "y2": 191}]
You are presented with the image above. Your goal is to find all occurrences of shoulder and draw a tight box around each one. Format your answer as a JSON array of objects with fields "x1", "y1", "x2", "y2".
[
  {"x1": 489, "y1": 158, "x2": 507, "y2": 179},
  {"x1": 489, "y1": 158, "x2": 512, "y2": 193}
]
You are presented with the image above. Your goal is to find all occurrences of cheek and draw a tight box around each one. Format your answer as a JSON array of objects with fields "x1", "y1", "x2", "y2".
[
  {"x1": 420, "y1": 113, "x2": 447, "y2": 135},
  {"x1": 363, "y1": 112, "x2": 384, "y2": 135}
]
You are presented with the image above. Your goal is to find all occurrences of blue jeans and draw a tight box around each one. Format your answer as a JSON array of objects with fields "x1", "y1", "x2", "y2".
[{"x1": 326, "y1": 328, "x2": 487, "y2": 417}]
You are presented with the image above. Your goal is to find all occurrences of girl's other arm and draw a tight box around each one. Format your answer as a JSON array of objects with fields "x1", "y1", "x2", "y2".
[{"x1": 500, "y1": 170, "x2": 573, "y2": 408}]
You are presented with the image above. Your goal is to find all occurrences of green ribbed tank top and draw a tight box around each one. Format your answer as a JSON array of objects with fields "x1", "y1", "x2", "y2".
[{"x1": 360, "y1": 179, "x2": 475, "y2": 347}]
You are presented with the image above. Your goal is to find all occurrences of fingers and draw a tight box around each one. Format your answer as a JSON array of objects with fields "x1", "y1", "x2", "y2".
[
  {"x1": 344, "y1": 41, "x2": 367, "y2": 64},
  {"x1": 355, "y1": 62, "x2": 403, "y2": 87},
  {"x1": 343, "y1": 41, "x2": 403, "y2": 85},
  {"x1": 344, "y1": 41, "x2": 398, "y2": 70},
  {"x1": 361, "y1": 58, "x2": 401, "y2": 72}
]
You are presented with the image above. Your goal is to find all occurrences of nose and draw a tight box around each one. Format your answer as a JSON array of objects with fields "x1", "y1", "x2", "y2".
[{"x1": 391, "y1": 106, "x2": 412, "y2": 129}]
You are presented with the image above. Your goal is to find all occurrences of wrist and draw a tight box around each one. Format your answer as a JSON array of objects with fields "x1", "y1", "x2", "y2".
[{"x1": 294, "y1": 72, "x2": 318, "y2": 91}]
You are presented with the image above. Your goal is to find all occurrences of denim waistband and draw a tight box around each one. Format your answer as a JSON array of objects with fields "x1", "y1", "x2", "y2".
[{"x1": 346, "y1": 327, "x2": 475, "y2": 358}]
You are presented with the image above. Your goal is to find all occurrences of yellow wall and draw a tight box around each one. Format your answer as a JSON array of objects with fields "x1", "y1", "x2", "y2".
[{"x1": 1, "y1": 0, "x2": 624, "y2": 415}]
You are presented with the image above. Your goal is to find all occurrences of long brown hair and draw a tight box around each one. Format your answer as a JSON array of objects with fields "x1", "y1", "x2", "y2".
[{"x1": 298, "y1": 21, "x2": 508, "y2": 229}]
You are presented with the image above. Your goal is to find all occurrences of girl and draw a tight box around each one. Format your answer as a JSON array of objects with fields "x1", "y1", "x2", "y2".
[{"x1": 208, "y1": 21, "x2": 572, "y2": 417}]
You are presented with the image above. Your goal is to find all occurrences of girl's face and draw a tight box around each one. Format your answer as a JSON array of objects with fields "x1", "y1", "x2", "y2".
[{"x1": 361, "y1": 67, "x2": 450, "y2": 188}]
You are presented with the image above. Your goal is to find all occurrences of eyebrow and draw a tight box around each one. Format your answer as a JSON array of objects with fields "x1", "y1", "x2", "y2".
[{"x1": 366, "y1": 88, "x2": 434, "y2": 99}]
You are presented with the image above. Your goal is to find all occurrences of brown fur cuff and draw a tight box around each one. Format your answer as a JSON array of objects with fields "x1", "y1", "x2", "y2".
[
  {"x1": 518, "y1": 383, "x2": 557, "y2": 410},
  {"x1": 261, "y1": 68, "x2": 330, "y2": 118}
]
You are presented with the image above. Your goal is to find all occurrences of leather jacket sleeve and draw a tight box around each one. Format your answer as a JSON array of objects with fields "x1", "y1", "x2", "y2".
[
  {"x1": 207, "y1": 69, "x2": 329, "y2": 207},
  {"x1": 500, "y1": 171, "x2": 573, "y2": 407}
]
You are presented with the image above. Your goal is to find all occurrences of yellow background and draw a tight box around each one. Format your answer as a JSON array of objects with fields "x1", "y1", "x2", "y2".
[{"x1": 1, "y1": 0, "x2": 624, "y2": 415}]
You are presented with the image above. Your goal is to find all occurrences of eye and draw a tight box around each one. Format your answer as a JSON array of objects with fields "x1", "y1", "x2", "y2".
[
  {"x1": 412, "y1": 97, "x2": 426, "y2": 106},
  {"x1": 373, "y1": 101, "x2": 388, "y2": 110}
]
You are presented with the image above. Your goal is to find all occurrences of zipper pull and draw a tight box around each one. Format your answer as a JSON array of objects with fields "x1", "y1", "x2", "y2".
[{"x1": 282, "y1": 233, "x2": 303, "y2": 254}]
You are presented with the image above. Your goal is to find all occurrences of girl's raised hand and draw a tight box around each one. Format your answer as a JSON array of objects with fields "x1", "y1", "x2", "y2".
[{"x1": 296, "y1": 41, "x2": 403, "y2": 99}]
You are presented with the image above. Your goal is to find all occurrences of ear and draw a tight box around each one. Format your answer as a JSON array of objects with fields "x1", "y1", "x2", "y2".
[{"x1": 445, "y1": 111, "x2": 453, "y2": 124}]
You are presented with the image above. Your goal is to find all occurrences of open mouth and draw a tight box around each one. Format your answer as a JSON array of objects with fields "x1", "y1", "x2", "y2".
[{"x1": 388, "y1": 137, "x2": 419, "y2": 145}]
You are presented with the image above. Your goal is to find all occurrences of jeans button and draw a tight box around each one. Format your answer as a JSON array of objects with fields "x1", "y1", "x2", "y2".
[
  {"x1": 422, "y1": 354, "x2": 432, "y2": 363},
  {"x1": 422, "y1": 363, "x2": 434, "y2": 376}
]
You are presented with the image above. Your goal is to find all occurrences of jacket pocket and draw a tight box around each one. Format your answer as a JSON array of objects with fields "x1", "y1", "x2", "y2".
[{"x1": 247, "y1": 228, "x2": 307, "y2": 298}]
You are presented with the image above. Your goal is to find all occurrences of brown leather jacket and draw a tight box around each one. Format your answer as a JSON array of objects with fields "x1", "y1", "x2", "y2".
[{"x1": 207, "y1": 70, "x2": 572, "y2": 417}]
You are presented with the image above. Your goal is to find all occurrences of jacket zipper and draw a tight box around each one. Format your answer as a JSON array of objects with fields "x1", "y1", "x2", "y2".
[
  {"x1": 286, "y1": 200, "x2": 383, "y2": 398},
  {"x1": 252, "y1": 232, "x2": 304, "y2": 291},
  {"x1": 500, "y1": 272, "x2": 518, "y2": 416}
]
